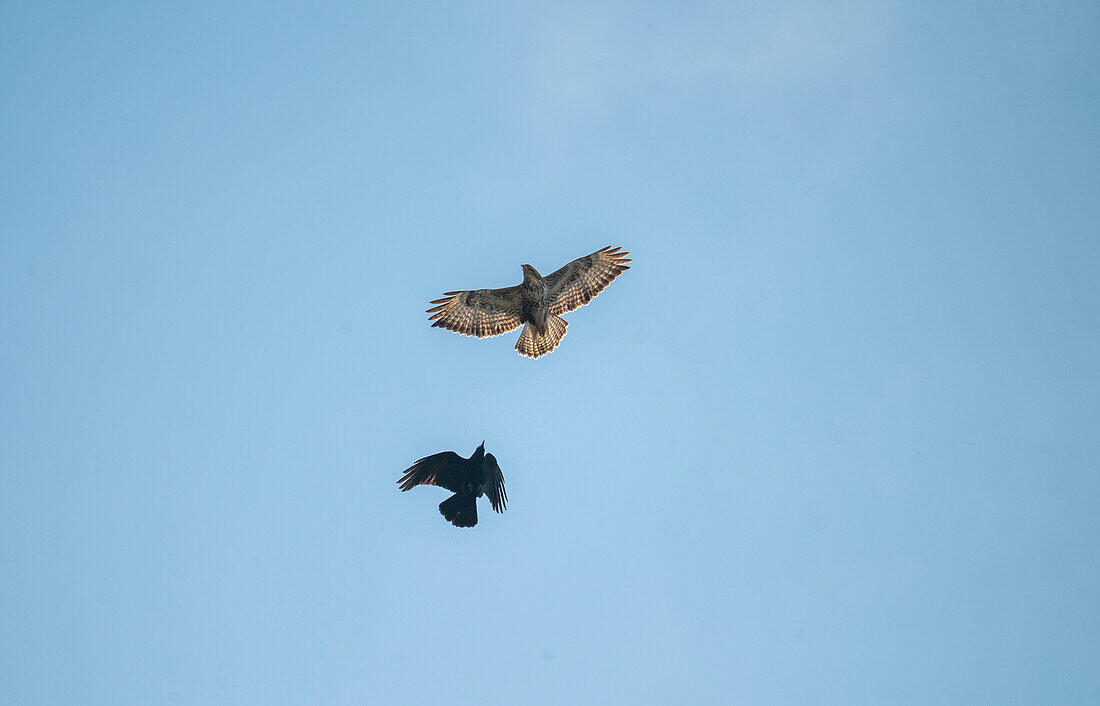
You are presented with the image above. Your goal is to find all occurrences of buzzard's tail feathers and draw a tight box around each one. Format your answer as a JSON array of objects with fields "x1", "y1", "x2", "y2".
[
  {"x1": 516, "y1": 315, "x2": 568, "y2": 359},
  {"x1": 439, "y1": 493, "x2": 478, "y2": 528}
]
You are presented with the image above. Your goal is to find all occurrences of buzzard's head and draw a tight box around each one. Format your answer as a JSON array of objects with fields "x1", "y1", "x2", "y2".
[{"x1": 521, "y1": 264, "x2": 543, "y2": 280}]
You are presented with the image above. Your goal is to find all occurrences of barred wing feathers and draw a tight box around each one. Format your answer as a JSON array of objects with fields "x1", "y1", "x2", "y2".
[
  {"x1": 426, "y1": 286, "x2": 523, "y2": 338},
  {"x1": 545, "y1": 246, "x2": 631, "y2": 316}
]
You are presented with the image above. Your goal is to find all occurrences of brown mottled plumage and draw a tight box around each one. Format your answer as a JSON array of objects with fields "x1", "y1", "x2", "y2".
[{"x1": 426, "y1": 246, "x2": 630, "y2": 358}]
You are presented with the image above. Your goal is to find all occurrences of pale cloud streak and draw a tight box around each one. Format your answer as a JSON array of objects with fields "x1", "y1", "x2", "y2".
[{"x1": 532, "y1": 2, "x2": 891, "y2": 114}]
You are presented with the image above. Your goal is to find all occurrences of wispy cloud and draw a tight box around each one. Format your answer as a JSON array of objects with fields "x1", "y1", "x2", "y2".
[{"x1": 532, "y1": 2, "x2": 890, "y2": 114}]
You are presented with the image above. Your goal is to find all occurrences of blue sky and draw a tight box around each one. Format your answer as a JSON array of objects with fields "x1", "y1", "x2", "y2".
[{"x1": 2, "y1": 1, "x2": 1098, "y2": 703}]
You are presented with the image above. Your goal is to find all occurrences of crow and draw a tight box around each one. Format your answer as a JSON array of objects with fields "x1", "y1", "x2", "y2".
[{"x1": 397, "y1": 442, "x2": 507, "y2": 527}]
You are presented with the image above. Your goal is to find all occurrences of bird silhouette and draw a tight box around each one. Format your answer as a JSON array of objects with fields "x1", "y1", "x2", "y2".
[{"x1": 397, "y1": 442, "x2": 507, "y2": 527}]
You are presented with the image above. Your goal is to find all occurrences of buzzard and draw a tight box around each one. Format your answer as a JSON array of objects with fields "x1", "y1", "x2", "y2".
[
  {"x1": 426, "y1": 246, "x2": 631, "y2": 358},
  {"x1": 397, "y1": 442, "x2": 507, "y2": 528}
]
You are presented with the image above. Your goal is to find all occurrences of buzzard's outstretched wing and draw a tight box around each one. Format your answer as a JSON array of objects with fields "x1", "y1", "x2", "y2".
[
  {"x1": 397, "y1": 451, "x2": 464, "y2": 493},
  {"x1": 545, "y1": 246, "x2": 631, "y2": 315},
  {"x1": 484, "y1": 453, "x2": 507, "y2": 514},
  {"x1": 427, "y1": 286, "x2": 524, "y2": 338}
]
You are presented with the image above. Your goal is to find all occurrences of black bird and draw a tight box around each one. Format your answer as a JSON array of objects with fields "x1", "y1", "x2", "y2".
[{"x1": 397, "y1": 442, "x2": 507, "y2": 527}]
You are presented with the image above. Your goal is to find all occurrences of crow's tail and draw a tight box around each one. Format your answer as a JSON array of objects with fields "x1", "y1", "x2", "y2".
[{"x1": 439, "y1": 493, "x2": 478, "y2": 528}]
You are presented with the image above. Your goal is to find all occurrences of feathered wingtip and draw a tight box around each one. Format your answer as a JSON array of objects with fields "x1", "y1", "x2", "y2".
[
  {"x1": 598, "y1": 245, "x2": 632, "y2": 271},
  {"x1": 426, "y1": 293, "x2": 455, "y2": 329},
  {"x1": 396, "y1": 459, "x2": 425, "y2": 492},
  {"x1": 426, "y1": 294, "x2": 457, "y2": 313}
]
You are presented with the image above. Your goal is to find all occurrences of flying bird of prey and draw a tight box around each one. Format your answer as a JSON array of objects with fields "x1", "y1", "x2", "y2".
[
  {"x1": 427, "y1": 246, "x2": 631, "y2": 358},
  {"x1": 397, "y1": 442, "x2": 507, "y2": 528}
]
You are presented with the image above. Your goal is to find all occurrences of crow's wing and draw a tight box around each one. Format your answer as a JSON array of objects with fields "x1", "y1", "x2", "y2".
[
  {"x1": 484, "y1": 453, "x2": 507, "y2": 514},
  {"x1": 544, "y1": 246, "x2": 631, "y2": 316},
  {"x1": 398, "y1": 451, "x2": 464, "y2": 493},
  {"x1": 427, "y1": 286, "x2": 524, "y2": 338}
]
